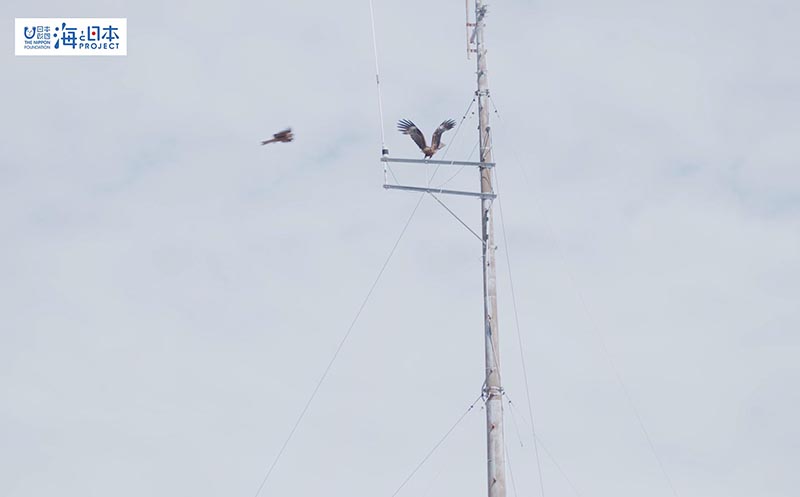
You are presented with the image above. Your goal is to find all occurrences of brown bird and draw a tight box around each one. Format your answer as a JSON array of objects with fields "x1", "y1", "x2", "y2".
[
  {"x1": 261, "y1": 128, "x2": 294, "y2": 145},
  {"x1": 397, "y1": 119, "x2": 456, "y2": 158}
]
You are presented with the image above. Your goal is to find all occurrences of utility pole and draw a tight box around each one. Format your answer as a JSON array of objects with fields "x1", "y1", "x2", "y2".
[
  {"x1": 379, "y1": 3, "x2": 505, "y2": 494},
  {"x1": 474, "y1": 3, "x2": 506, "y2": 497}
]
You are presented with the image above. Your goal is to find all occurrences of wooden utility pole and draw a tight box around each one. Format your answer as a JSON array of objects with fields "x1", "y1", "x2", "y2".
[
  {"x1": 378, "y1": 3, "x2": 505, "y2": 493},
  {"x1": 474, "y1": 2, "x2": 506, "y2": 497}
]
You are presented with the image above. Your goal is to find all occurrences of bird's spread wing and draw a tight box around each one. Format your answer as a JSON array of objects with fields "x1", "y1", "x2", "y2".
[
  {"x1": 397, "y1": 119, "x2": 427, "y2": 151},
  {"x1": 274, "y1": 128, "x2": 293, "y2": 141},
  {"x1": 430, "y1": 119, "x2": 456, "y2": 151},
  {"x1": 262, "y1": 127, "x2": 294, "y2": 145}
]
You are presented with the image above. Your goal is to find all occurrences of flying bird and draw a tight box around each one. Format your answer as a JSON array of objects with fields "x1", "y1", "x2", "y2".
[
  {"x1": 261, "y1": 128, "x2": 294, "y2": 145},
  {"x1": 397, "y1": 119, "x2": 456, "y2": 159}
]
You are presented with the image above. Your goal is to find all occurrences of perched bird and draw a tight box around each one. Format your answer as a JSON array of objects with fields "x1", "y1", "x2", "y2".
[
  {"x1": 261, "y1": 128, "x2": 294, "y2": 145},
  {"x1": 397, "y1": 119, "x2": 456, "y2": 158}
]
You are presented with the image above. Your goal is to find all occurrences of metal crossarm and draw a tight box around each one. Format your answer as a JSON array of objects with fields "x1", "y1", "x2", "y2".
[
  {"x1": 383, "y1": 184, "x2": 496, "y2": 199},
  {"x1": 380, "y1": 156, "x2": 494, "y2": 168}
]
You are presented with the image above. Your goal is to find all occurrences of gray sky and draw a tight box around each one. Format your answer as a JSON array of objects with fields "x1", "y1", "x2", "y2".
[{"x1": 2, "y1": 1, "x2": 799, "y2": 496}]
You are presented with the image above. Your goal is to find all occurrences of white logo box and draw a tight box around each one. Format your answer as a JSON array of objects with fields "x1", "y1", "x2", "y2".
[{"x1": 15, "y1": 18, "x2": 127, "y2": 56}]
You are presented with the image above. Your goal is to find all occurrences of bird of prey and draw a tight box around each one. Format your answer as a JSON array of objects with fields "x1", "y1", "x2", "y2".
[
  {"x1": 397, "y1": 119, "x2": 456, "y2": 158},
  {"x1": 261, "y1": 128, "x2": 294, "y2": 145}
]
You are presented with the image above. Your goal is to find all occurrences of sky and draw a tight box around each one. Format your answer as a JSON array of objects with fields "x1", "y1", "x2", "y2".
[{"x1": 2, "y1": 1, "x2": 799, "y2": 496}]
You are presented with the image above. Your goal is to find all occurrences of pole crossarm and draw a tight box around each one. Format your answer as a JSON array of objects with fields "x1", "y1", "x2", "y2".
[
  {"x1": 383, "y1": 184, "x2": 496, "y2": 200},
  {"x1": 381, "y1": 156, "x2": 495, "y2": 168}
]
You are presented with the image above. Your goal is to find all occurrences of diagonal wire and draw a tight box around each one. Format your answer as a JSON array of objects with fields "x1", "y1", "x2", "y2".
[
  {"x1": 251, "y1": 194, "x2": 425, "y2": 497},
  {"x1": 507, "y1": 399, "x2": 583, "y2": 497},
  {"x1": 389, "y1": 393, "x2": 484, "y2": 497},
  {"x1": 504, "y1": 416, "x2": 521, "y2": 497},
  {"x1": 427, "y1": 192, "x2": 482, "y2": 242},
  {"x1": 425, "y1": 139, "x2": 483, "y2": 246},
  {"x1": 488, "y1": 94, "x2": 680, "y2": 497},
  {"x1": 387, "y1": 164, "x2": 400, "y2": 184},
  {"x1": 507, "y1": 398, "x2": 527, "y2": 448},
  {"x1": 495, "y1": 169, "x2": 547, "y2": 497},
  {"x1": 435, "y1": 140, "x2": 480, "y2": 189},
  {"x1": 428, "y1": 97, "x2": 476, "y2": 183}
]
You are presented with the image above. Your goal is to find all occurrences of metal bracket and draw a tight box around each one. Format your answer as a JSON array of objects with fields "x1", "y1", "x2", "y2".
[
  {"x1": 384, "y1": 184, "x2": 496, "y2": 200},
  {"x1": 380, "y1": 156, "x2": 494, "y2": 168}
]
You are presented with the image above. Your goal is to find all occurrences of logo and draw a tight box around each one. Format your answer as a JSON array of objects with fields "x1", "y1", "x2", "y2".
[{"x1": 15, "y1": 18, "x2": 127, "y2": 56}]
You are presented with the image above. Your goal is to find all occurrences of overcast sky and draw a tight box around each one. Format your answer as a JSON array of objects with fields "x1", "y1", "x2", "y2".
[{"x1": 2, "y1": 1, "x2": 799, "y2": 496}]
